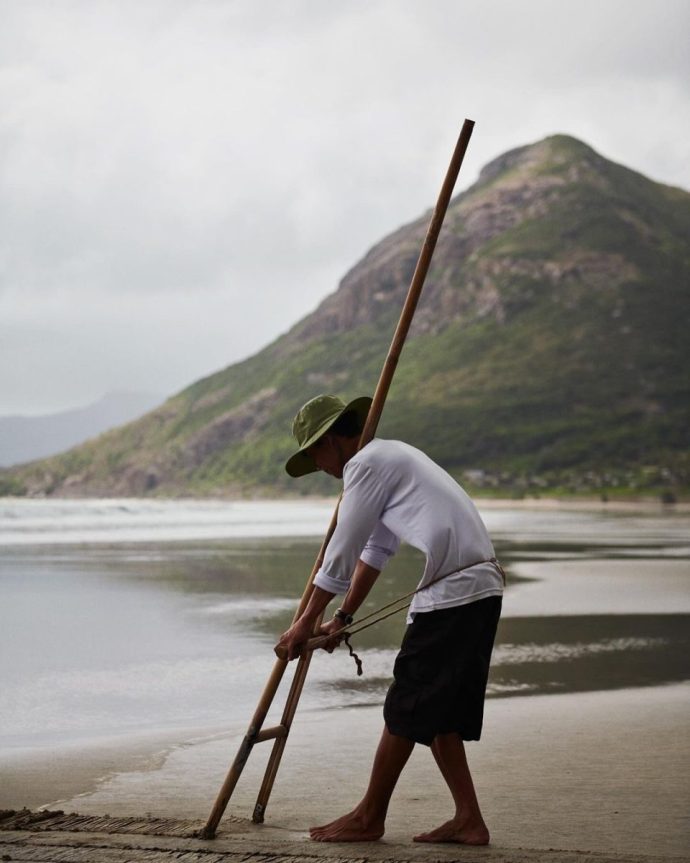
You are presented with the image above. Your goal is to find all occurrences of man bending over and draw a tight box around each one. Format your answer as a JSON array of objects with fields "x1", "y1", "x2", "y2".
[{"x1": 277, "y1": 394, "x2": 504, "y2": 845}]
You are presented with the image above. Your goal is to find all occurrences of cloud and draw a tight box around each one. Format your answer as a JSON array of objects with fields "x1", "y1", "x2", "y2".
[{"x1": 0, "y1": 0, "x2": 688, "y2": 413}]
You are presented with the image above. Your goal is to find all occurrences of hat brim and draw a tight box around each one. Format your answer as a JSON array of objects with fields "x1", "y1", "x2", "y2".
[{"x1": 285, "y1": 396, "x2": 373, "y2": 478}]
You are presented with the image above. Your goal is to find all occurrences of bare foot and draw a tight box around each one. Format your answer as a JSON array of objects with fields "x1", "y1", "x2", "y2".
[
  {"x1": 310, "y1": 808, "x2": 385, "y2": 842},
  {"x1": 413, "y1": 816, "x2": 490, "y2": 845}
]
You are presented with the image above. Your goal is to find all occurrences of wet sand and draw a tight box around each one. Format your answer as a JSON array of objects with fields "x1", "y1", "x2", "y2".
[
  {"x1": 3, "y1": 500, "x2": 688, "y2": 861},
  {"x1": 4, "y1": 683, "x2": 688, "y2": 860},
  {"x1": 0, "y1": 820, "x2": 680, "y2": 863}
]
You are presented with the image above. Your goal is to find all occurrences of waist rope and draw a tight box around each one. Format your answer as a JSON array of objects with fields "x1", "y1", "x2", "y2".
[{"x1": 327, "y1": 557, "x2": 505, "y2": 677}]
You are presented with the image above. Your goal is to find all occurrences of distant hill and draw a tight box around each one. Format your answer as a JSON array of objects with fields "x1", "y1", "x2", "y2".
[
  {"x1": 0, "y1": 392, "x2": 164, "y2": 468},
  {"x1": 2, "y1": 135, "x2": 689, "y2": 500}
]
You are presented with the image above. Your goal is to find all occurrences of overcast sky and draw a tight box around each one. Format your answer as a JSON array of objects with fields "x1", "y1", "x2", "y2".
[{"x1": 1, "y1": 0, "x2": 688, "y2": 415}]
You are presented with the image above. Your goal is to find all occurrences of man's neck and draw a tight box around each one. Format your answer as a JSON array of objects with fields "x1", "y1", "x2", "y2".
[{"x1": 335, "y1": 435, "x2": 360, "y2": 470}]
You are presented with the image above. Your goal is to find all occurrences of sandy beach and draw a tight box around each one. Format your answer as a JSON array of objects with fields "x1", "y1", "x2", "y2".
[
  {"x1": 2, "y1": 500, "x2": 688, "y2": 861},
  {"x1": 3, "y1": 683, "x2": 687, "y2": 860}
]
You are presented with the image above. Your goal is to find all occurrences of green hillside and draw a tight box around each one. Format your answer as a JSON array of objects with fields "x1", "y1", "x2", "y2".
[{"x1": 3, "y1": 134, "x2": 689, "y2": 500}]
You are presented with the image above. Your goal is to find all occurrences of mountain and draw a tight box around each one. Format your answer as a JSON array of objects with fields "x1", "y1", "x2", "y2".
[
  {"x1": 2, "y1": 135, "x2": 688, "y2": 500},
  {"x1": 0, "y1": 392, "x2": 165, "y2": 468}
]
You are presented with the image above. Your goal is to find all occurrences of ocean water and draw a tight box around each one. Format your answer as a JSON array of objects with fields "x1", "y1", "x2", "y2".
[{"x1": 1, "y1": 498, "x2": 689, "y2": 753}]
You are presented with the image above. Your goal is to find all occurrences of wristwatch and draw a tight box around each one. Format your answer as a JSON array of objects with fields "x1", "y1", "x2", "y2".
[{"x1": 334, "y1": 608, "x2": 354, "y2": 626}]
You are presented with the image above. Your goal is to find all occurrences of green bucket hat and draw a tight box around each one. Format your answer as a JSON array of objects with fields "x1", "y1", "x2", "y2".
[{"x1": 285, "y1": 394, "x2": 372, "y2": 478}]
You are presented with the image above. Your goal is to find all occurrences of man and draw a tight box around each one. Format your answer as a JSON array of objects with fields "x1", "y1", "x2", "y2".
[{"x1": 277, "y1": 394, "x2": 504, "y2": 845}]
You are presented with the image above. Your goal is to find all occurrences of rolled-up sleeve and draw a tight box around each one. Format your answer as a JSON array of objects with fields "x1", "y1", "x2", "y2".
[
  {"x1": 360, "y1": 521, "x2": 400, "y2": 571},
  {"x1": 313, "y1": 461, "x2": 389, "y2": 595}
]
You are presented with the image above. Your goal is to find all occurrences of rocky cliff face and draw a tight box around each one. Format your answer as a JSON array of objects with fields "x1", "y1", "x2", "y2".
[
  {"x1": 3, "y1": 134, "x2": 689, "y2": 498},
  {"x1": 279, "y1": 135, "x2": 673, "y2": 347}
]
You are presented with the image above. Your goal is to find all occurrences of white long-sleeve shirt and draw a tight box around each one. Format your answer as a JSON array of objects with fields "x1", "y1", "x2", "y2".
[{"x1": 313, "y1": 439, "x2": 504, "y2": 621}]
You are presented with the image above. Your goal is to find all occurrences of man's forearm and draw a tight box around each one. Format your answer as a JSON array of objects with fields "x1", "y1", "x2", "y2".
[
  {"x1": 300, "y1": 585, "x2": 336, "y2": 625},
  {"x1": 339, "y1": 560, "x2": 381, "y2": 617},
  {"x1": 300, "y1": 560, "x2": 381, "y2": 628}
]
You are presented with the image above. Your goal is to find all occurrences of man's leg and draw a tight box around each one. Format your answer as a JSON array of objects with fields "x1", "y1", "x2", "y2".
[
  {"x1": 413, "y1": 732, "x2": 490, "y2": 844},
  {"x1": 310, "y1": 725, "x2": 414, "y2": 841}
]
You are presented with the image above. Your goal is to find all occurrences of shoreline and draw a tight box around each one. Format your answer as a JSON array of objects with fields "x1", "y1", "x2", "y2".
[
  {"x1": 4, "y1": 496, "x2": 687, "y2": 550},
  {"x1": 0, "y1": 725, "x2": 233, "y2": 813},
  {"x1": 3, "y1": 492, "x2": 689, "y2": 513},
  {"x1": 2, "y1": 683, "x2": 688, "y2": 859}
]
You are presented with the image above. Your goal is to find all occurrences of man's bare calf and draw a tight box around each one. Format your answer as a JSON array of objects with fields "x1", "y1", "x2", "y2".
[
  {"x1": 309, "y1": 727, "x2": 489, "y2": 844},
  {"x1": 413, "y1": 733, "x2": 490, "y2": 844},
  {"x1": 310, "y1": 727, "x2": 413, "y2": 842}
]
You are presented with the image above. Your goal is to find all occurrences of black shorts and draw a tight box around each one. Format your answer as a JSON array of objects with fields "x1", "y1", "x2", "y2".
[{"x1": 383, "y1": 595, "x2": 502, "y2": 746}]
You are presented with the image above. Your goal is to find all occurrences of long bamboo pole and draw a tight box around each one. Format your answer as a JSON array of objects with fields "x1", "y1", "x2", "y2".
[
  {"x1": 199, "y1": 528, "x2": 335, "y2": 838},
  {"x1": 200, "y1": 119, "x2": 474, "y2": 839},
  {"x1": 357, "y1": 119, "x2": 475, "y2": 448}
]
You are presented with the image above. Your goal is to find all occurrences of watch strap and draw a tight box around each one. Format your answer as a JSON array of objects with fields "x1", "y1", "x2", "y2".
[{"x1": 334, "y1": 607, "x2": 354, "y2": 626}]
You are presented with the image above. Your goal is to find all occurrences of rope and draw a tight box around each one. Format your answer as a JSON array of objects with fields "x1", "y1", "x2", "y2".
[
  {"x1": 324, "y1": 557, "x2": 505, "y2": 675},
  {"x1": 342, "y1": 633, "x2": 363, "y2": 676}
]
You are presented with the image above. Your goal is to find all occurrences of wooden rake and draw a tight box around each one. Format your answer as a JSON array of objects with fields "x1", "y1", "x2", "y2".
[{"x1": 200, "y1": 119, "x2": 475, "y2": 839}]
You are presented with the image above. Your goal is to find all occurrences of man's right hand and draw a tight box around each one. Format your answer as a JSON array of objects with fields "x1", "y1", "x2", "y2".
[
  {"x1": 318, "y1": 618, "x2": 345, "y2": 653},
  {"x1": 275, "y1": 615, "x2": 314, "y2": 661}
]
